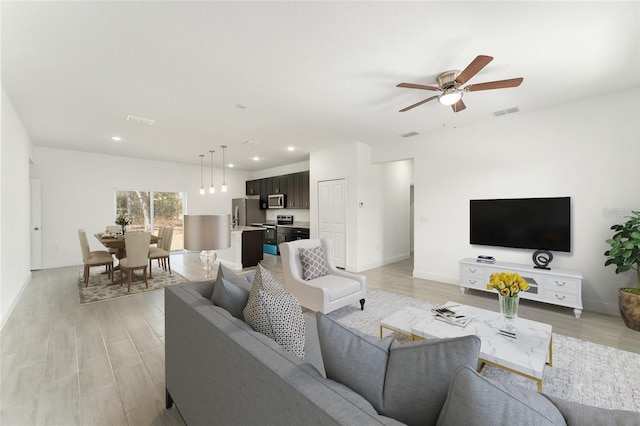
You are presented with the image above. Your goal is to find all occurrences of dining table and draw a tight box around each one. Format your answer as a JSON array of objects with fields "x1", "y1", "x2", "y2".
[{"x1": 95, "y1": 232, "x2": 159, "y2": 284}]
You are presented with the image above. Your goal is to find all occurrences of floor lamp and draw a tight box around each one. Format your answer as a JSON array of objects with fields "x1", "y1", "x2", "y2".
[{"x1": 184, "y1": 214, "x2": 231, "y2": 278}]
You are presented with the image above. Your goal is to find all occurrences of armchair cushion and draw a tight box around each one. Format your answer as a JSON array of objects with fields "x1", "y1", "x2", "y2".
[
  {"x1": 306, "y1": 274, "x2": 362, "y2": 302},
  {"x1": 243, "y1": 264, "x2": 306, "y2": 359},
  {"x1": 298, "y1": 246, "x2": 330, "y2": 280}
]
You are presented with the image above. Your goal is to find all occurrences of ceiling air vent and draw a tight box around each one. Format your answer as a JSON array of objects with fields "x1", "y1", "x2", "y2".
[
  {"x1": 401, "y1": 131, "x2": 419, "y2": 138},
  {"x1": 492, "y1": 107, "x2": 520, "y2": 117},
  {"x1": 126, "y1": 115, "x2": 155, "y2": 125}
]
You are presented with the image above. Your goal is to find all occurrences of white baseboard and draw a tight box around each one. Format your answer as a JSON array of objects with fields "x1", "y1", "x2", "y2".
[
  {"x1": 412, "y1": 269, "x2": 458, "y2": 285},
  {"x1": 1, "y1": 272, "x2": 32, "y2": 331},
  {"x1": 353, "y1": 253, "x2": 410, "y2": 273}
]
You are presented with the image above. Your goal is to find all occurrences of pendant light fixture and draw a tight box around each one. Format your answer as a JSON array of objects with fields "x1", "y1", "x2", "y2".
[
  {"x1": 199, "y1": 154, "x2": 205, "y2": 195},
  {"x1": 209, "y1": 150, "x2": 215, "y2": 194},
  {"x1": 220, "y1": 145, "x2": 228, "y2": 192}
]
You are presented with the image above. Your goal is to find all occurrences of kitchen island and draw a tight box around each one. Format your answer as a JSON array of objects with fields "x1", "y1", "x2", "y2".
[{"x1": 217, "y1": 226, "x2": 265, "y2": 270}]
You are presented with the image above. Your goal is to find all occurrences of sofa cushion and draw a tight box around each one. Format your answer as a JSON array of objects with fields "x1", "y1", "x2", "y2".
[
  {"x1": 543, "y1": 393, "x2": 640, "y2": 425},
  {"x1": 244, "y1": 264, "x2": 306, "y2": 359},
  {"x1": 437, "y1": 366, "x2": 567, "y2": 426},
  {"x1": 214, "y1": 263, "x2": 254, "y2": 291},
  {"x1": 316, "y1": 311, "x2": 394, "y2": 410},
  {"x1": 298, "y1": 246, "x2": 329, "y2": 280},
  {"x1": 316, "y1": 313, "x2": 481, "y2": 426},
  {"x1": 211, "y1": 277, "x2": 250, "y2": 320}
]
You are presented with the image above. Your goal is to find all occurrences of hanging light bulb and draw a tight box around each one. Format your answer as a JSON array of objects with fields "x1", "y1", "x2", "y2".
[
  {"x1": 199, "y1": 154, "x2": 205, "y2": 195},
  {"x1": 221, "y1": 145, "x2": 228, "y2": 192},
  {"x1": 209, "y1": 150, "x2": 215, "y2": 194}
]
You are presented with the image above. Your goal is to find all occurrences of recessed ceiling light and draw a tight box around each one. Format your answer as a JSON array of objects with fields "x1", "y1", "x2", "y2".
[
  {"x1": 228, "y1": 163, "x2": 234, "y2": 168},
  {"x1": 287, "y1": 146, "x2": 294, "y2": 151},
  {"x1": 112, "y1": 136, "x2": 122, "y2": 141},
  {"x1": 235, "y1": 104, "x2": 247, "y2": 109},
  {"x1": 253, "y1": 157, "x2": 260, "y2": 161}
]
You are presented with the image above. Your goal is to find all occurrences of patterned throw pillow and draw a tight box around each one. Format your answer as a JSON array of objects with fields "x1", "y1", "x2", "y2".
[
  {"x1": 243, "y1": 264, "x2": 306, "y2": 359},
  {"x1": 298, "y1": 246, "x2": 329, "y2": 280}
]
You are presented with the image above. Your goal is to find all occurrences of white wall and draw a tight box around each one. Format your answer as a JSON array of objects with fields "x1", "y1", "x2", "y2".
[
  {"x1": 30, "y1": 147, "x2": 250, "y2": 269},
  {"x1": 372, "y1": 88, "x2": 640, "y2": 315},
  {"x1": 311, "y1": 142, "x2": 411, "y2": 272},
  {"x1": 1, "y1": 88, "x2": 33, "y2": 328}
]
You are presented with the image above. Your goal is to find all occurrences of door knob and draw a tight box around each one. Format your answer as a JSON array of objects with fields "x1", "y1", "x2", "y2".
[{"x1": 34, "y1": 227, "x2": 40, "y2": 230}]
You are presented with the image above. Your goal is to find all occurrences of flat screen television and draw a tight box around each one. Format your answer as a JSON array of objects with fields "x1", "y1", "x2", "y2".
[{"x1": 470, "y1": 197, "x2": 571, "y2": 252}]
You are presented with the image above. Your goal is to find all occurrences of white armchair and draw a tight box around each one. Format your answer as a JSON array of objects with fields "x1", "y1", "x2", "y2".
[{"x1": 280, "y1": 238, "x2": 366, "y2": 314}]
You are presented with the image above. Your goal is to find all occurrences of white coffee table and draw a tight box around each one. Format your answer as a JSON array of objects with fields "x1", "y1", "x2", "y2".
[{"x1": 380, "y1": 303, "x2": 553, "y2": 391}]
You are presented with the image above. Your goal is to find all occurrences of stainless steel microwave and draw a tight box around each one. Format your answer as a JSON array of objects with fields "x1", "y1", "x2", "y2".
[{"x1": 267, "y1": 194, "x2": 285, "y2": 209}]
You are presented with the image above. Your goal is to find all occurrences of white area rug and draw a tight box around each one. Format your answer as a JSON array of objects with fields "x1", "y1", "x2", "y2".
[
  {"x1": 77, "y1": 265, "x2": 188, "y2": 304},
  {"x1": 327, "y1": 288, "x2": 640, "y2": 412}
]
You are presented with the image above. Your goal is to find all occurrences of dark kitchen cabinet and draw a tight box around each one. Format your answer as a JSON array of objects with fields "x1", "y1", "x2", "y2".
[
  {"x1": 245, "y1": 170, "x2": 310, "y2": 210},
  {"x1": 246, "y1": 179, "x2": 259, "y2": 196}
]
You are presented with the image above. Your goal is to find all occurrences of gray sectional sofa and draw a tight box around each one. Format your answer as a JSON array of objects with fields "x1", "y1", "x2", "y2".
[{"x1": 165, "y1": 281, "x2": 640, "y2": 425}]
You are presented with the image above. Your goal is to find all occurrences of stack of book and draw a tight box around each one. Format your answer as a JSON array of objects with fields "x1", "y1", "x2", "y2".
[
  {"x1": 476, "y1": 255, "x2": 496, "y2": 264},
  {"x1": 431, "y1": 304, "x2": 473, "y2": 328}
]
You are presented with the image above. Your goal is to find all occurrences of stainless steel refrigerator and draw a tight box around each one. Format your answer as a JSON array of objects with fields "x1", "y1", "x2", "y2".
[{"x1": 231, "y1": 198, "x2": 265, "y2": 226}]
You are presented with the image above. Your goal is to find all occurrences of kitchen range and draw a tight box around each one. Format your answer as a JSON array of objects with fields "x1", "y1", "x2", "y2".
[{"x1": 254, "y1": 215, "x2": 309, "y2": 255}]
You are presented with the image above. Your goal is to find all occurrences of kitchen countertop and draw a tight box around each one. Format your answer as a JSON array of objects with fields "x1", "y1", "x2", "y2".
[
  {"x1": 258, "y1": 222, "x2": 310, "y2": 229},
  {"x1": 231, "y1": 226, "x2": 266, "y2": 232}
]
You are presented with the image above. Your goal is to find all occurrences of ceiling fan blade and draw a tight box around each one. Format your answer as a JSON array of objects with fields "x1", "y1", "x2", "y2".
[
  {"x1": 451, "y1": 99, "x2": 466, "y2": 113},
  {"x1": 396, "y1": 82, "x2": 440, "y2": 91},
  {"x1": 399, "y1": 96, "x2": 438, "y2": 112},
  {"x1": 464, "y1": 77, "x2": 524, "y2": 92},
  {"x1": 454, "y1": 55, "x2": 493, "y2": 85}
]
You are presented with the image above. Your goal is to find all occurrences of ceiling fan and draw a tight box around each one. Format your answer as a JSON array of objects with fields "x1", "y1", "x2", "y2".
[{"x1": 396, "y1": 55, "x2": 523, "y2": 113}]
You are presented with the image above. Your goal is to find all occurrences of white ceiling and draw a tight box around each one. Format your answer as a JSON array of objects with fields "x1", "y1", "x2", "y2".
[{"x1": 2, "y1": 1, "x2": 639, "y2": 171}]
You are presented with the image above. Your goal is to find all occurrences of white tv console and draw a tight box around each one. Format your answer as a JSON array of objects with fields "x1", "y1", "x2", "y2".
[{"x1": 459, "y1": 258, "x2": 583, "y2": 318}]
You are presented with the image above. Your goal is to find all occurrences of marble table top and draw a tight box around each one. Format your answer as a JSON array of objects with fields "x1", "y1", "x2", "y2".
[{"x1": 382, "y1": 303, "x2": 552, "y2": 381}]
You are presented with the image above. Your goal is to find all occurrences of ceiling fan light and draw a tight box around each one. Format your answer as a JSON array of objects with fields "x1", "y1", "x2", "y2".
[{"x1": 438, "y1": 91, "x2": 462, "y2": 106}]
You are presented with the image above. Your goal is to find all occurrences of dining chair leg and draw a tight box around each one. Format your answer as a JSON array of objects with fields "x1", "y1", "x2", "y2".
[
  {"x1": 144, "y1": 267, "x2": 148, "y2": 288},
  {"x1": 127, "y1": 269, "x2": 132, "y2": 293},
  {"x1": 84, "y1": 265, "x2": 89, "y2": 287},
  {"x1": 167, "y1": 257, "x2": 171, "y2": 275},
  {"x1": 148, "y1": 259, "x2": 153, "y2": 279}
]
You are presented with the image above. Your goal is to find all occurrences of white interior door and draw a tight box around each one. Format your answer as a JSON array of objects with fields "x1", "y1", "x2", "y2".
[
  {"x1": 30, "y1": 179, "x2": 42, "y2": 270},
  {"x1": 318, "y1": 179, "x2": 346, "y2": 268}
]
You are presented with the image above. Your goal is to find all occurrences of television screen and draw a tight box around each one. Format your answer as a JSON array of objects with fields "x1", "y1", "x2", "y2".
[{"x1": 470, "y1": 197, "x2": 571, "y2": 252}]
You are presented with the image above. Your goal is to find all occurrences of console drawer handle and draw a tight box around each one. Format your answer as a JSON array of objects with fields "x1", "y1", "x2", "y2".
[
  {"x1": 555, "y1": 294, "x2": 566, "y2": 300},
  {"x1": 555, "y1": 281, "x2": 566, "y2": 286},
  {"x1": 468, "y1": 268, "x2": 477, "y2": 273},
  {"x1": 469, "y1": 279, "x2": 476, "y2": 285}
]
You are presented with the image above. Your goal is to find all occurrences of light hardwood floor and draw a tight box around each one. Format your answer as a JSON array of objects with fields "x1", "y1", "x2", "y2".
[{"x1": 1, "y1": 252, "x2": 638, "y2": 425}]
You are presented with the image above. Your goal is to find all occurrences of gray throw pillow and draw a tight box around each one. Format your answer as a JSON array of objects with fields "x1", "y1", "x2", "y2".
[
  {"x1": 214, "y1": 263, "x2": 254, "y2": 291},
  {"x1": 298, "y1": 246, "x2": 329, "y2": 280},
  {"x1": 211, "y1": 277, "x2": 250, "y2": 320},
  {"x1": 243, "y1": 264, "x2": 306, "y2": 359},
  {"x1": 316, "y1": 313, "x2": 481, "y2": 426},
  {"x1": 437, "y1": 366, "x2": 567, "y2": 426}
]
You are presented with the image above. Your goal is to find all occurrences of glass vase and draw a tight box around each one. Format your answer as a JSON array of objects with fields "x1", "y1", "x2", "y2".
[
  {"x1": 499, "y1": 295, "x2": 519, "y2": 331},
  {"x1": 121, "y1": 225, "x2": 126, "y2": 235}
]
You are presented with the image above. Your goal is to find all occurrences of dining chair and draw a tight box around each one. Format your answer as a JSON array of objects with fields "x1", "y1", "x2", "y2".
[
  {"x1": 149, "y1": 226, "x2": 166, "y2": 252},
  {"x1": 117, "y1": 232, "x2": 151, "y2": 292},
  {"x1": 105, "y1": 225, "x2": 122, "y2": 256},
  {"x1": 149, "y1": 227, "x2": 173, "y2": 278},
  {"x1": 78, "y1": 229, "x2": 114, "y2": 287}
]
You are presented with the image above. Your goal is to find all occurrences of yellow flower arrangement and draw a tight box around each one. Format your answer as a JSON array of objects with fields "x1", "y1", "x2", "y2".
[{"x1": 486, "y1": 271, "x2": 530, "y2": 298}]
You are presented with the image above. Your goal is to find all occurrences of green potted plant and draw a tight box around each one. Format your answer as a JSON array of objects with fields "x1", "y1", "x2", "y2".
[{"x1": 604, "y1": 210, "x2": 640, "y2": 331}]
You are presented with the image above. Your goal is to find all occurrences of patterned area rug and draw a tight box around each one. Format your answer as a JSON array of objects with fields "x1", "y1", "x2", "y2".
[
  {"x1": 327, "y1": 288, "x2": 640, "y2": 412},
  {"x1": 78, "y1": 266, "x2": 188, "y2": 304}
]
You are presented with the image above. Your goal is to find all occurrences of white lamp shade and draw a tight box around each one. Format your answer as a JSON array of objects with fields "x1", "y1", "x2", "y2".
[{"x1": 184, "y1": 214, "x2": 231, "y2": 251}]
